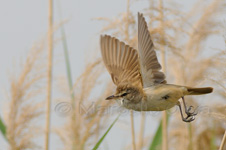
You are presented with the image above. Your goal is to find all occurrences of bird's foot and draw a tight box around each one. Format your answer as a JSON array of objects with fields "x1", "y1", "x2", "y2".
[
  {"x1": 182, "y1": 110, "x2": 198, "y2": 122},
  {"x1": 182, "y1": 106, "x2": 198, "y2": 122},
  {"x1": 185, "y1": 105, "x2": 198, "y2": 116},
  {"x1": 180, "y1": 96, "x2": 198, "y2": 122},
  {"x1": 178, "y1": 97, "x2": 198, "y2": 123},
  {"x1": 182, "y1": 115, "x2": 195, "y2": 122}
]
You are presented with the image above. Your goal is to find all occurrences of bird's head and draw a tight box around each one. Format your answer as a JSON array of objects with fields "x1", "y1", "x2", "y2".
[{"x1": 105, "y1": 84, "x2": 142, "y2": 101}]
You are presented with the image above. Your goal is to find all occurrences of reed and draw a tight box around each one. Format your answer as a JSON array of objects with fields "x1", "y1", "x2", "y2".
[
  {"x1": 138, "y1": 112, "x2": 145, "y2": 149},
  {"x1": 45, "y1": 0, "x2": 53, "y2": 150},
  {"x1": 130, "y1": 110, "x2": 136, "y2": 150},
  {"x1": 158, "y1": 1, "x2": 168, "y2": 150},
  {"x1": 56, "y1": 58, "x2": 115, "y2": 149},
  {"x1": 5, "y1": 39, "x2": 46, "y2": 150},
  {"x1": 2, "y1": 0, "x2": 226, "y2": 150},
  {"x1": 220, "y1": 131, "x2": 226, "y2": 150}
]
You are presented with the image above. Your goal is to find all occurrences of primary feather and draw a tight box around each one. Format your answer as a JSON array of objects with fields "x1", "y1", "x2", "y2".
[{"x1": 138, "y1": 12, "x2": 166, "y2": 87}]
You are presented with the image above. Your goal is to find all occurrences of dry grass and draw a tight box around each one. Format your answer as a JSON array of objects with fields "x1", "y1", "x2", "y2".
[
  {"x1": 138, "y1": 111, "x2": 145, "y2": 149},
  {"x1": 219, "y1": 33, "x2": 226, "y2": 150},
  {"x1": 56, "y1": 59, "x2": 115, "y2": 150},
  {"x1": 5, "y1": 40, "x2": 46, "y2": 150},
  {"x1": 45, "y1": 0, "x2": 54, "y2": 150},
  {"x1": 211, "y1": 36, "x2": 226, "y2": 150},
  {"x1": 2, "y1": 0, "x2": 226, "y2": 150},
  {"x1": 220, "y1": 131, "x2": 226, "y2": 150},
  {"x1": 130, "y1": 110, "x2": 136, "y2": 150},
  {"x1": 167, "y1": 1, "x2": 226, "y2": 150}
]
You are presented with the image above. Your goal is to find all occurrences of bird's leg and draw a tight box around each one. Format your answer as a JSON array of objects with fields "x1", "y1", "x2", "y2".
[
  {"x1": 181, "y1": 97, "x2": 198, "y2": 116},
  {"x1": 177, "y1": 102, "x2": 195, "y2": 122}
]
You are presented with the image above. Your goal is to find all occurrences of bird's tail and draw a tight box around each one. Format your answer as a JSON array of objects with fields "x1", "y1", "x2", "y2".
[{"x1": 186, "y1": 87, "x2": 213, "y2": 95}]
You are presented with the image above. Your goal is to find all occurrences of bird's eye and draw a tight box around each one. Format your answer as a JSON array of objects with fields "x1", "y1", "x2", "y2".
[{"x1": 121, "y1": 93, "x2": 128, "y2": 97}]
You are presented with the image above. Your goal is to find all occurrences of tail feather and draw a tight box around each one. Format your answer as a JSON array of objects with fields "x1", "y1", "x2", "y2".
[{"x1": 186, "y1": 87, "x2": 213, "y2": 95}]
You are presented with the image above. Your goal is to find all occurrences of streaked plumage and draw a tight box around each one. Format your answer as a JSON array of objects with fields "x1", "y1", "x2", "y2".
[{"x1": 100, "y1": 12, "x2": 213, "y2": 122}]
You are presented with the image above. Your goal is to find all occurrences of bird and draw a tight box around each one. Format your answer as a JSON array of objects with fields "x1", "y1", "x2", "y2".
[{"x1": 100, "y1": 12, "x2": 213, "y2": 122}]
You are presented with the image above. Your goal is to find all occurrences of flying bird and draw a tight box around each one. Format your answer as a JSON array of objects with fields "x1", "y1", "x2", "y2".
[{"x1": 100, "y1": 12, "x2": 213, "y2": 122}]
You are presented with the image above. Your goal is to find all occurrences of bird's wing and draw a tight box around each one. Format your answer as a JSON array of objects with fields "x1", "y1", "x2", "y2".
[
  {"x1": 138, "y1": 12, "x2": 166, "y2": 88},
  {"x1": 100, "y1": 35, "x2": 142, "y2": 87}
]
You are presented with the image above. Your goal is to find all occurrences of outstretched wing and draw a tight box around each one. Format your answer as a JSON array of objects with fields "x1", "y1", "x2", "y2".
[
  {"x1": 100, "y1": 35, "x2": 142, "y2": 87},
  {"x1": 138, "y1": 12, "x2": 166, "y2": 87}
]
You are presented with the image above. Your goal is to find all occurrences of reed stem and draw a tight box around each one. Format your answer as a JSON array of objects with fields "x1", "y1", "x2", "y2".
[
  {"x1": 138, "y1": 112, "x2": 145, "y2": 149},
  {"x1": 130, "y1": 110, "x2": 136, "y2": 150},
  {"x1": 159, "y1": 0, "x2": 168, "y2": 150},
  {"x1": 45, "y1": 0, "x2": 53, "y2": 149},
  {"x1": 219, "y1": 130, "x2": 226, "y2": 150}
]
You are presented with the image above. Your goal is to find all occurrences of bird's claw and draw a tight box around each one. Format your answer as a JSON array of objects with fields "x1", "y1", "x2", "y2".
[
  {"x1": 179, "y1": 96, "x2": 198, "y2": 122},
  {"x1": 181, "y1": 106, "x2": 198, "y2": 122},
  {"x1": 183, "y1": 115, "x2": 195, "y2": 122},
  {"x1": 182, "y1": 106, "x2": 198, "y2": 122},
  {"x1": 185, "y1": 105, "x2": 198, "y2": 116}
]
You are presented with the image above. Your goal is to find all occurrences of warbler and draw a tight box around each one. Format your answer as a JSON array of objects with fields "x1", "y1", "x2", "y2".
[{"x1": 100, "y1": 12, "x2": 213, "y2": 122}]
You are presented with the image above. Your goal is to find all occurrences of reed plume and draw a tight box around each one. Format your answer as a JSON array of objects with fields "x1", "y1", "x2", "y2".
[
  {"x1": 5, "y1": 40, "x2": 46, "y2": 150},
  {"x1": 56, "y1": 58, "x2": 115, "y2": 150}
]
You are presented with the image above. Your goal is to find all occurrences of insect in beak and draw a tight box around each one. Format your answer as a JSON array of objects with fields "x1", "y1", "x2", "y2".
[{"x1": 105, "y1": 95, "x2": 119, "y2": 100}]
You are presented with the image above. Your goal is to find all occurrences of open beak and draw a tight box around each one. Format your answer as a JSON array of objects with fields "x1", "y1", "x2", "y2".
[{"x1": 105, "y1": 95, "x2": 119, "y2": 100}]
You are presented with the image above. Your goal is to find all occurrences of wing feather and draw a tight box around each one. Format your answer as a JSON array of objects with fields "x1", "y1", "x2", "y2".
[
  {"x1": 100, "y1": 35, "x2": 142, "y2": 87},
  {"x1": 138, "y1": 12, "x2": 166, "y2": 87}
]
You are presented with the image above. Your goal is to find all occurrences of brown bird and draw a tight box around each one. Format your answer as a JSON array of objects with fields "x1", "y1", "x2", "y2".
[{"x1": 100, "y1": 12, "x2": 213, "y2": 122}]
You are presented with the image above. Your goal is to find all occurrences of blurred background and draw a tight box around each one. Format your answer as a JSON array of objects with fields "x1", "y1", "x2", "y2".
[{"x1": 0, "y1": 0, "x2": 226, "y2": 150}]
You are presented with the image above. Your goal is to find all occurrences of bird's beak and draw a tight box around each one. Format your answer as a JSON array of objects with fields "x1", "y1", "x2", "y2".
[{"x1": 105, "y1": 95, "x2": 119, "y2": 100}]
